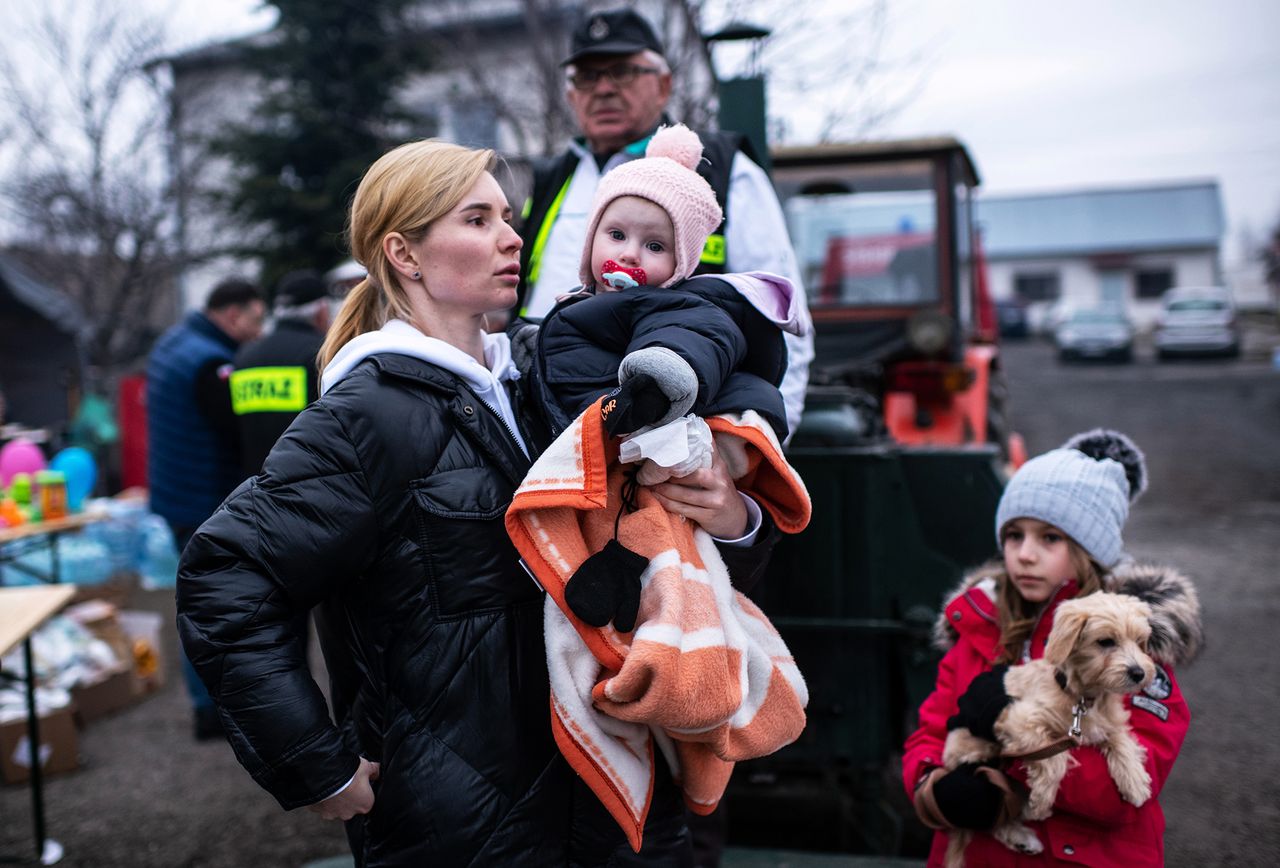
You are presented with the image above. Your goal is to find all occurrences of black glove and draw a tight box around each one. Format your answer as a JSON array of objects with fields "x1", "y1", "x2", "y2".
[
  {"x1": 947, "y1": 664, "x2": 1011, "y2": 743},
  {"x1": 600, "y1": 373, "x2": 670, "y2": 437},
  {"x1": 925, "y1": 763, "x2": 1010, "y2": 830},
  {"x1": 564, "y1": 539, "x2": 647, "y2": 632}
]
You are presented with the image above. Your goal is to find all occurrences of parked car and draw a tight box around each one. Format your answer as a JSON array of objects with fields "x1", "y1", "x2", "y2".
[
  {"x1": 1155, "y1": 287, "x2": 1240, "y2": 359},
  {"x1": 1054, "y1": 306, "x2": 1135, "y2": 362},
  {"x1": 995, "y1": 298, "x2": 1030, "y2": 338}
]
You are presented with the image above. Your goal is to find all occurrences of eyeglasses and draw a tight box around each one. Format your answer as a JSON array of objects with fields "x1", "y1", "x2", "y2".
[{"x1": 568, "y1": 63, "x2": 660, "y2": 91}]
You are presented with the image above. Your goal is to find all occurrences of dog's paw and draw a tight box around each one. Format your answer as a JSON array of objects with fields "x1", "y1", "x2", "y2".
[
  {"x1": 1024, "y1": 783, "x2": 1058, "y2": 821},
  {"x1": 1119, "y1": 765, "x2": 1153, "y2": 806},
  {"x1": 995, "y1": 822, "x2": 1043, "y2": 855},
  {"x1": 943, "y1": 729, "x2": 997, "y2": 767}
]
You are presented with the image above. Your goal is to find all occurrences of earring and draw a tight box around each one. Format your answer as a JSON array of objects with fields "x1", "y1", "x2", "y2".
[{"x1": 412, "y1": 271, "x2": 421, "y2": 280}]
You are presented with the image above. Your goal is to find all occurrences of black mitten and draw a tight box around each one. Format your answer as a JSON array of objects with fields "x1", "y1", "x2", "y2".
[
  {"x1": 947, "y1": 664, "x2": 1011, "y2": 742},
  {"x1": 564, "y1": 539, "x2": 647, "y2": 632},
  {"x1": 600, "y1": 373, "x2": 671, "y2": 437},
  {"x1": 930, "y1": 763, "x2": 1007, "y2": 830}
]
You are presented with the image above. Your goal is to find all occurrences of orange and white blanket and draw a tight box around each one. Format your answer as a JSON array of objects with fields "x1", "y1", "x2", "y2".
[{"x1": 505, "y1": 398, "x2": 811, "y2": 852}]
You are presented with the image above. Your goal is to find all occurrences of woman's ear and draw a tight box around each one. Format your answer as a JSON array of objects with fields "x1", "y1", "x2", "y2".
[
  {"x1": 383, "y1": 231, "x2": 418, "y2": 278},
  {"x1": 1045, "y1": 603, "x2": 1088, "y2": 666}
]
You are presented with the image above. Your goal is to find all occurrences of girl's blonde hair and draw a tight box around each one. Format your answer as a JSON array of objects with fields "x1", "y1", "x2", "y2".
[
  {"x1": 318, "y1": 139, "x2": 496, "y2": 369},
  {"x1": 993, "y1": 526, "x2": 1107, "y2": 664}
]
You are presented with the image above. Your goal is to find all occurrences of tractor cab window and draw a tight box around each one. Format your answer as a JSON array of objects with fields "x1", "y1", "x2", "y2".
[{"x1": 783, "y1": 159, "x2": 938, "y2": 309}]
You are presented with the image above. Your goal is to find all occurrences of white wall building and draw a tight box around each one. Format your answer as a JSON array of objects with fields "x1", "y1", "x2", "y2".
[{"x1": 977, "y1": 181, "x2": 1225, "y2": 331}]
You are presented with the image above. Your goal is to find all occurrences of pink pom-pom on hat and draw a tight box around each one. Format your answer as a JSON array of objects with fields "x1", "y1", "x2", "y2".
[
  {"x1": 646, "y1": 123, "x2": 704, "y2": 171},
  {"x1": 578, "y1": 124, "x2": 724, "y2": 289}
]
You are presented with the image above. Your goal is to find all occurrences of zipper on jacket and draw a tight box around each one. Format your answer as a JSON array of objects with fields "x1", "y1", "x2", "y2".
[{"x1": 469, "y1": 386, "x2": 529, "y2": 463}]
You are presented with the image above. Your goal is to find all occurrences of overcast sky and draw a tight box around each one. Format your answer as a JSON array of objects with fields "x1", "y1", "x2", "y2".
[
  {"x1": 871, "y1": 0, "x2": 1280, "y2": 265},
  {"x1": 167, "y1": 0, "x2": 1280, "y2": 266}
]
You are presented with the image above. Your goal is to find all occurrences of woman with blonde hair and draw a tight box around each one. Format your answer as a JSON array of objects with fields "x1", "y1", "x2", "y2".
[{"x1": 176, "y1": 139, "x2": 774, "y2": 866}]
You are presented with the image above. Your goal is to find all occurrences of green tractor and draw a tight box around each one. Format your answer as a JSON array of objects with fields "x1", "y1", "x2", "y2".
[{"x1": 725, "y1": 138, "x2": 1021, "y2": 855}]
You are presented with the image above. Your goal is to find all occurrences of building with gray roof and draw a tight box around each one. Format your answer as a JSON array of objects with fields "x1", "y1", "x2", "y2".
[{"x1": 977, "y1": 180, "x2": 1225, "y2": 330}]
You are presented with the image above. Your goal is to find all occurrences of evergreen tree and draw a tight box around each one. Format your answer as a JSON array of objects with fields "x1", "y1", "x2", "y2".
[{"x1": 216, "y1": 0, "x2": 428, "y2": 290}]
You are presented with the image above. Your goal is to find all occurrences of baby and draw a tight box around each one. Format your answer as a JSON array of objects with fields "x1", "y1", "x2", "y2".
[{"x1": 530, "y1": 124, "x2": 807, "y2": 445}]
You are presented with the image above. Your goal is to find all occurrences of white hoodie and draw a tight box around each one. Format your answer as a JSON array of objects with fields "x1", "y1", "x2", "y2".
[{"x1": 320, "y1": 318, "x2": 528, "y2": 457}]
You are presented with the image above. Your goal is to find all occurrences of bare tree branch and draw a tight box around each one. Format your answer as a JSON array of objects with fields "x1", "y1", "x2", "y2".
[
  {"x1": 0, "y1": 0, "x2": 186, "y2": 383},
  {"x1": 702, "y1": 0, "x2": 933, "y2": 144}
]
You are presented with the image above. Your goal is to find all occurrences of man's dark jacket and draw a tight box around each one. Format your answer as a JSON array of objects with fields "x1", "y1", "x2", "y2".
[
  {"x1": 534, "y1": 278, "x2": 789, "y2": 440},
  {"x1": 231, "y1": 318, "x2": 324, "y2": 476},
  {"x1": 176, "y1": 351, "x2": 775, "y2": 866}
]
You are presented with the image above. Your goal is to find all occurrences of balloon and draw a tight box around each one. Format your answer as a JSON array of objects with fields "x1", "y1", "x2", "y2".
[
  {"x1": 50, "y1": 447, "x2": 98, "y2": 511},
  {"x1": 0, "y1": 439, "x2": 47, "y2": 488}
]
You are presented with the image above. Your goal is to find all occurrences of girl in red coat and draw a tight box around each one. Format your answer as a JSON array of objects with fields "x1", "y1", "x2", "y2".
[{"x1": 903, "y1": 429, "x2": 1202, "y2": 866}]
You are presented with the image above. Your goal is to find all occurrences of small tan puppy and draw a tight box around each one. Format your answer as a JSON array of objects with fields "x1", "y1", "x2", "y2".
[{"x1": 942, "y1": 592, "x2": 1157, "y2": 867}]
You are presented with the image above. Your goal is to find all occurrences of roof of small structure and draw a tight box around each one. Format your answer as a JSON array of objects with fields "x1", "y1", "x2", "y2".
[
  {"x1": 0, "y1": 252, "x2": 84, "y2": 336},
  {"x1": 977, "y1": 180, "x2": 1223, "y2": 259}
]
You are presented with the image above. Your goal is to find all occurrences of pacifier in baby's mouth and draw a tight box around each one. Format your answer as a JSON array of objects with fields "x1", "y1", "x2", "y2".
[{"x1": 600, "y1": 260, "x2": 647, "y2": 289}]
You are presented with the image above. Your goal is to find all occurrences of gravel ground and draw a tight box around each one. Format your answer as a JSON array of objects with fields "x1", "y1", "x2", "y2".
[{"x1": 3, "y1": 317, "x2": 1278, "y2": 866}]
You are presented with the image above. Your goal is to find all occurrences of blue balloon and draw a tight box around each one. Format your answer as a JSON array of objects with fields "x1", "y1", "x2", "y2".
[{"x1": 50, "y1": 447, "x2": 97, "y2": 510}]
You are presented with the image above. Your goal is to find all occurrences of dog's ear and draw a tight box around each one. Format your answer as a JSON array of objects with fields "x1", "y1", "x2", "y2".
[{"x1": 1045, "y1": 603, "x2": 1089, "y2": 666}]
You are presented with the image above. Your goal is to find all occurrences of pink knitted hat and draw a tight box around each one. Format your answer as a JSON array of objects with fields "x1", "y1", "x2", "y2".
[{"x1": 578, "y1": 124, "x2": 724, "y2": 288}]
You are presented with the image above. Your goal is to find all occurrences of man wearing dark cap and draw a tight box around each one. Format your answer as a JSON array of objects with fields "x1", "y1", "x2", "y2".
[
  {"x1": 230, "y1": 269, "x2": 332, "y2": 476},
  {"x1": 517, "y1": 7, "x2": 813, "y2": 440}
]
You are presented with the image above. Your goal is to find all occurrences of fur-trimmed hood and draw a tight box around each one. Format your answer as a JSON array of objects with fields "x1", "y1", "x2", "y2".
[{"x1": 931, "y1": 560, "x2": 1203, "y2": 667}]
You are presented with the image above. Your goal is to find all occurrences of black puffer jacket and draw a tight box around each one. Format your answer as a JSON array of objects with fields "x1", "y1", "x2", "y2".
[
  {"x1": 534, "y1": 278, "x2": 788, "y2": 439},
  {"x1": 177, "y1": 352, "x2": 773, "y2": 866}
]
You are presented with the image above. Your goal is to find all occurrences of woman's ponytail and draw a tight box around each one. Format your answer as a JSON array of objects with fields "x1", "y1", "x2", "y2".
[{"x1": 319, "y1": 277, "x2": 383, "y2": 370}]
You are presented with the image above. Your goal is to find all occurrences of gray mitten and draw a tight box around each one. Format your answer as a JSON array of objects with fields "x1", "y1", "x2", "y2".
[{"x1": 617, "y1": 347, "x2": 698, "y2": 429}]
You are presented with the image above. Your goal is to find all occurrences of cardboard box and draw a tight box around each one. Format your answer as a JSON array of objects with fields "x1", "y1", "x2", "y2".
[
  {"x1": 0, "y1": 705, "x2": 79, "y2": 785},
  {"x1": 71, "y1": 667, "x2": 135, "y2": 725},
  {"x1": 68, "y1": 573, "x2": 139, "y2": 610},
  {"x1": 64, "y1": 604, "x2": 166, "y2": 703}
]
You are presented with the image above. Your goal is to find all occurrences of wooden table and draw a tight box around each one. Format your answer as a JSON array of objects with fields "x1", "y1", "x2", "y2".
[
  {"x1": 0, "y1": 584, "x2": 76, "y2": 656},
  {"x1": 0, "y1": 512, "x2": 108, "y2": 546},
  {"x1": 0, "y1": 584, "x2": 76, "y2": 865},
  {"x1": 0, "y1": 511, "x2": 109, "y2": 586}
]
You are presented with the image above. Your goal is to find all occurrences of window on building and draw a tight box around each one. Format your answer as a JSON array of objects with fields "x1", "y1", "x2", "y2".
[
  {"x1": 1135, "y1": 268, "x2": 1174, "y2": 299},
  {"x1": 1014, "y1": 272, "x2": 1060, "y2": 302}
]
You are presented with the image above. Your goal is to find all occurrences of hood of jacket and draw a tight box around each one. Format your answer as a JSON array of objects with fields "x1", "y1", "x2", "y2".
[
  {"x1": 692, "y1": 271, "x2": 811, "y2": 338},
  {"x1": 321, "y1": 318, "x2": 527, "y2": 455},
  {"x1": 931, "y1": 559, "x2": 1203, "y2": 667}
]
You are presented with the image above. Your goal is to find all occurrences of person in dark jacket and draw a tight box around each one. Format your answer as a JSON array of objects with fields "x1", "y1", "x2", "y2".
[
  {"x1": 176, "y1": 139, "x2": 780, "y2": 867},
  {"x1": 230, "y1": 269, "x2": 332, "y2": 476},
  {"x1": 146, "y1": 276, "x2": 264, "y2": 739}
]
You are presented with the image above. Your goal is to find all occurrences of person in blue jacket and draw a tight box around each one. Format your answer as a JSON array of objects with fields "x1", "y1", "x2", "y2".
[{"x1": 146, "y1": 276, "x2": 264, "y2": 738}]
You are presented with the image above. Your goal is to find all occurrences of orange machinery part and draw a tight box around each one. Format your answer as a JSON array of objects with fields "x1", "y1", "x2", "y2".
[{"x1": 883, "y1": 345, "x2": 997, "y2": 447}]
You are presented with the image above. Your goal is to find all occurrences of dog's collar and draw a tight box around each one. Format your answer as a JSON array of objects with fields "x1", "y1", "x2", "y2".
[{"x1": 1054, "y1": 668, "x2": 1095, "y2": 738}]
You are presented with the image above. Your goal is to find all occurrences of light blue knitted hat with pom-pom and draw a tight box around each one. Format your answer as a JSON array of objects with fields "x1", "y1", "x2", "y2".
[{"x1": 995, "y1": 429, "x2": 1147, "y2": 568}]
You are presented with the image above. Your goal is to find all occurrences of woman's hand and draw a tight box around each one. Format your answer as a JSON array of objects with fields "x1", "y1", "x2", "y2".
[
  {"x1": 308, "y1": 757, "x2": 380, "y2": 821},
  {"x1": 647, "y1": 447, "x2": 748, "y2": 539}
]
